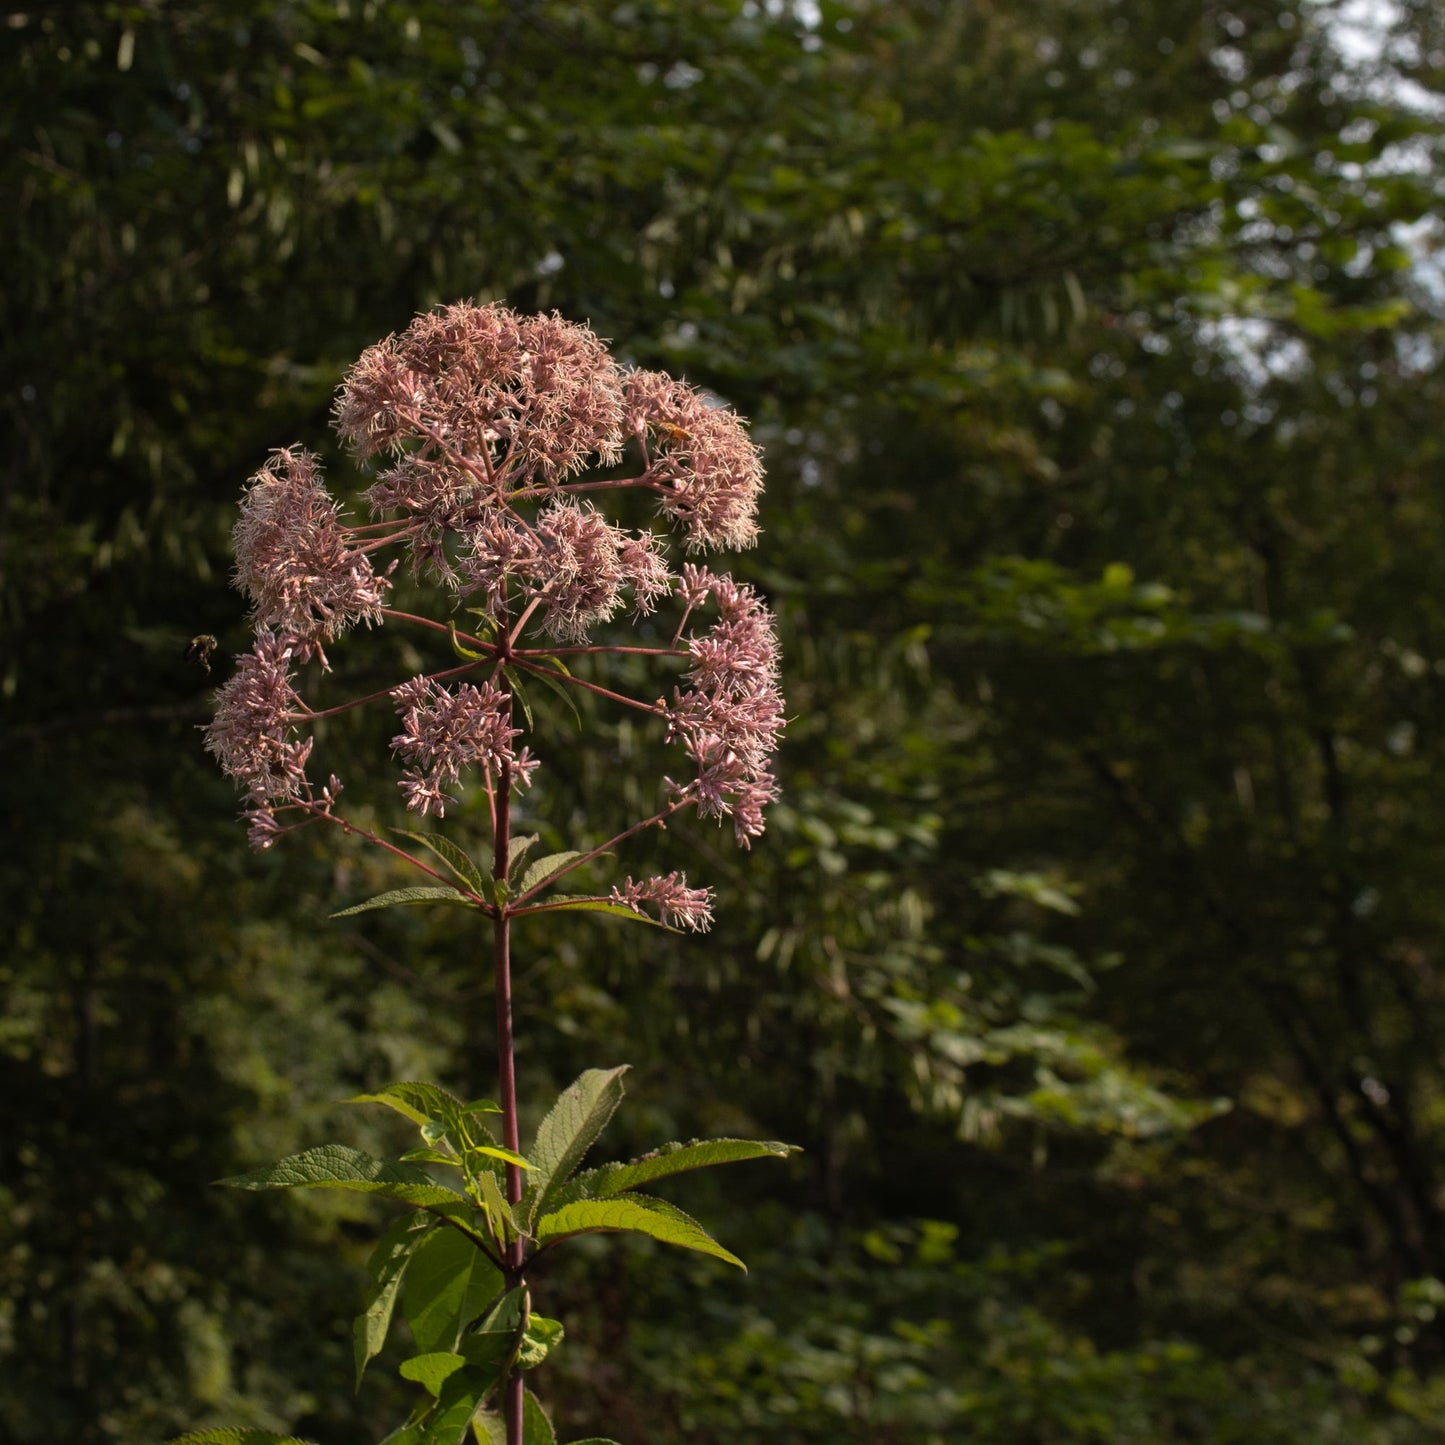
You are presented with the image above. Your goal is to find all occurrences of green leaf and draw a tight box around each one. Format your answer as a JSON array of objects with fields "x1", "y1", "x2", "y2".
[
  {"x1": 524, "y1": 660, "x2": 583, "y2": 728},
  {"x1": 395, "y1": 830, "x2": 489, "y2": 895},
  {"x1": 523, "y1": 1067, "x2": 628, "y2": 1227},
  {"x1": 512, "y1": 895, "x2": 673, "y2": 928},
  {"x1": 570, "y1": 1138, "x2": 800, "y2": 1201},
  {"x1": 517, "y1": 1314, "x2": 564, "y2": 1371},
  {"x1": 349, "y1": 1081, "x2": 470, "y2": 1130},
  {"x1": 476, "y1": 1387, "x2": 557, "y2": 1445},
  {"x1": 506, "y1": 667, "x2": 535, "y2": 731},
  {"x1": 448, "y1": 619, "x2": 487, "y2": 660},
  {"x1": 455, "y1": 1288, "x2": 528, "y2": 1395},
  {"x1": 516, "y1": 851, "x2": 585, "y2": 898},
  {"x1": 523, "y1": 1389, "x2": 557, "y2": 1445},
  {"x1": 507, "y1": 834, "x2": 540, "y2": 875},
  {"x1": 403, "y1": 1147, "x2": 459, "y2": 1167},
  {"x1": 535, "y1": 1194, "x2": 745, "y2": 1269},
  {"x1": 399, "y1": 1350, "x2": 467, "y2": 1397},
  {"x1": 419, "y1": 1362, "x2": 497, "y2": 1445},
  {"x1": 467, "y1": 1143, "x2": 530, "y2": 1171},
  {"x1": 331, "y1": 886, "x2": 481, "y2": 918},
  {"x1": 166, "y1": 1434, "x2": 316, "y2": 1445},
  {"x1": 475, "y1": 1169, "x2": 519, "y2": 1248},
  {"x1": 403, "y1": 1223, "x2": 504, "y2": 1354},
  {"x1": 355, "y1": 1212, "x2": 438, "y2": 1387},
  {"x1": 218, "y1": 1145, "x2": 467, "y2": 1210}
]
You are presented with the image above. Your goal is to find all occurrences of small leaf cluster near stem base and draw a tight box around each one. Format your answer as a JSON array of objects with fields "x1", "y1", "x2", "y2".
[{"x1": 205, "y1": 1071, "x2": 796, "y2": 1443}]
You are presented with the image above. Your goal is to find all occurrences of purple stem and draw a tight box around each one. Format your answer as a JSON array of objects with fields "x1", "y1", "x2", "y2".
[{"x1": 491, "y1": 645, "x2": 526, "y2": 1445}]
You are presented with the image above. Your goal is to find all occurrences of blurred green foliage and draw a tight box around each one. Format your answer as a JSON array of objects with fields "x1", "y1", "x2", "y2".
[{"x1": 4, "y1": 0, "x2": 1445, "y2": 1440}]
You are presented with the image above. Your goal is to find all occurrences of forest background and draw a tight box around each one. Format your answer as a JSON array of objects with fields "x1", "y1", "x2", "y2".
[{"x1": 5, "y1": 1, "x2": 1445, "y2": 1441}]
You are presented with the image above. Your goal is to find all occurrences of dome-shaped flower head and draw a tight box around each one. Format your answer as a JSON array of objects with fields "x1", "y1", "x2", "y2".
[
  {"x1": 334, "y1": 303, "x2": 626, "y2": 525},
  {"x1": 232, "y1": 447, "x2": 388, "y2": 663},
  {"x1": 623, "y1": 370, "x2": 763, "y2": 552},
  {"x1": 203, "y1": 629, "x2": 314, "y2": 806}
]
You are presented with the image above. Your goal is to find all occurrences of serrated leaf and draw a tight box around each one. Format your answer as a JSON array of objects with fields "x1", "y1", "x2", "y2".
[
  {"x1": 523, "y1": 1068, "x2": 628, "y2": 1228},
  {"x1": 403, "y1": 1224, "x2": 504, "y2": 1354},
  {"x1": 355, "y1": 1212, "x2": 438, "y2": 1387},
  {"x1": 570, "y1": 1138, "x2": 800, "y2": 1201},
  {"x1": 395, "y1": 830, "x2": 489, "y2": 895},
  {"x1": 167, "y1": 1434, "x2": 317, "y2": 1445},
  {"x1": 534, "y1": 1194, "x2": 745, "y2": 1270},
  {"x1": 512, "y1": 895, "x2": 673, "y2": 929},
  {"x1": 517, "y1": 1314, "x2": 564, "y2": 1371},
  {"x1": 218, "y1": 1145, "x2": 466, "y2": 1210},
  {"x1": 331, "y1": 886, "x2": 481, "y2": 918},
  {"x1": 399, "y1": 1350, "x2": 467, "y2": 1397},
  {"x1": 516, "y1": 851, "x2": 585, "y2": 899},
  {"x1": 349, "y1": 1081, "x2": 470, "y2": 1130}
]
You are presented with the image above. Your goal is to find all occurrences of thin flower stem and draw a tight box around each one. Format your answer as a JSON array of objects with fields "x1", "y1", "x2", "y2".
[
  {"x1": 402, "y1": 410, "x2": 497, "y2": 494},
  {"x1": 511, "y1": 802, "x2": 683, "y2": 907},
  {"x1": 508, "y1": 596, "x2": 544, "y2": 648},
  {"x1": 381, "y1": 607, "x2": 502, "y2": 655},
  {"x1": 489, "y1": 627, "x2": 526, "y2": 1445},
  {"x1": 507, "y1": 475, "x2": 667, "y2": 503},
  {"x1": 513, "y1": 644, "x2": 687, "y2": 658},
  {"x1": 344, "y1": 515, "x2": 422, "y2": 545},
  {"x1": 507, "y1": 654, "x2": 667, "y2": 716},
  {"x1": 293, "y1": 656, "x2": 489, "y2": 721},
  {"x1": 320, "y1": 812, "x2": 491, "y2": 908}
]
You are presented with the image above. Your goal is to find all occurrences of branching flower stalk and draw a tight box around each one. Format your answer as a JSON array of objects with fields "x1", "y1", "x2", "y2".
[{"x1": 200, "y1": 303, "x2": 789, "y2": 1445}]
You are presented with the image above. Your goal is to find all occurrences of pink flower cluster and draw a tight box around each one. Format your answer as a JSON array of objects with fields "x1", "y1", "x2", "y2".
[
  {"x1": 232, "y1": 447, "x2": 389, "y2": 664},
  {"x1": 390, "y1": 676, "x2": 535, "y2": 818},
  {"x1": 461, "y1": 500, "x2": 673, "y2": 641},
  {"x1": 204, "y1": 629, "x2": 344, "y2": 849},
  {"x1": 206, "y1": 302, "x2": 784, "y2": 928},
  {"x1": 610, "y1": 873, "x2": 716, "y2": 933},
  {"x1": 666, "y1": 567, "x2": 783, "y2": 847}
]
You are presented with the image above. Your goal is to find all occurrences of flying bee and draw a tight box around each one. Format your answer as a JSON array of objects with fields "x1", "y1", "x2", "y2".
[{"x1": 185, "y1": 634, "x2": 219, "y2": 673}]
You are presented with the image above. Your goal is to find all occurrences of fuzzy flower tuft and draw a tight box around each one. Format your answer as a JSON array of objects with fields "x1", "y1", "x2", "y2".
[
  {"x1": 665, "y1": 574, "x2": 784, "y2": 846},
  {"x1": 335, "y1": 302, "x2": 626, "y2": 500},
  {"x1": 204, "y1": 630, "x2": 316, "y2": 811},
  {"x1": 390, "y1": 675, "x2": 527, "y2": 817},
  {"x1": 610, "y1": 872, "x2": 715, "y2": 932},
  {"x1": 624, "y1": 371, "x2": 763, "y2": 552},
  {"x1": 232, "y1": 448, "x2": 389, "y2": 663}
]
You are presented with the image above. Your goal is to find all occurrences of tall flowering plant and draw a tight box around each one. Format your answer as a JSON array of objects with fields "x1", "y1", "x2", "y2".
[{"x1": 182, "y1": 304, "x2": 793, "y2": 1445}]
